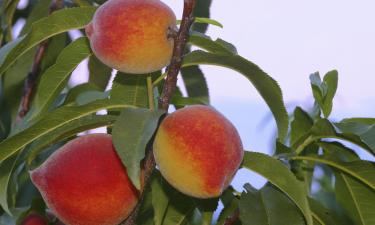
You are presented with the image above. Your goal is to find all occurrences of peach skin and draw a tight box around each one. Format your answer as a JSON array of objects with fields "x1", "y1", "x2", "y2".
[
  {"x1": 30, "y1": 134, "x2": 139, "y2": 225},
  {"x1": 153, "y1": 105, "x2": 244, "y2": 198},
  {"x1": 85, "y1": 0, "x2": 176, "y2": 74}
]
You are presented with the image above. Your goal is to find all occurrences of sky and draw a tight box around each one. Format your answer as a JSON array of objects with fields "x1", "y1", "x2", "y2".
[{"x1": 13, "y1": 0, "x2": 375, "y2": 189}]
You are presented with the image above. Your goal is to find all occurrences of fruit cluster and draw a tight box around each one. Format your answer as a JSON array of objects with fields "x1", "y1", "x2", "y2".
[{"x1": 29, "y1": 0, "x2": 244, "y2": 224}]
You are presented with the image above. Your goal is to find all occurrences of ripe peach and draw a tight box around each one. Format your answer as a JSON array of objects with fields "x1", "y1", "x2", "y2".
[
  {"x1": 20, "y1": 214, "x2": 48, "y2": 225},
  {"x1": 85, "y1": 0, "x2": 176, "y2": 74},
  {"x1": 30, "y1": 134, "x2": 139, "y2": 225},
  {"x1": 153, "y1": 105, "x2": 244, "y2": 198}
]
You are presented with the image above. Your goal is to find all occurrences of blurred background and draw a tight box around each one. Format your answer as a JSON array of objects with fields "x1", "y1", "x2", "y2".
[{"x1": 12, "y1": 0, "x2": 375, "y2": 189}]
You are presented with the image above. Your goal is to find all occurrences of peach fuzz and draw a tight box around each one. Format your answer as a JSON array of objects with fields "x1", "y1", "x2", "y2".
[
  {"x1": 153, "y1": 105, "x2": 244, "y2": 198},
  {"x1": 85, "y1": 0, "x2": 176, "y2": 74},
  {"x1": 30, "y1": 134, "x2": 139, "y2": 225},
  {"x1": 20, "y1": 214, "x2": 48, "y2": 225}
]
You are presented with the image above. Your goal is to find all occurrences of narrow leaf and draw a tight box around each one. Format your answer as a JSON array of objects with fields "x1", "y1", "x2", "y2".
[
  {"x1": 192, "y1": 0, "x2": 212, "y2": 33},
  {"x1": 152, "y1": 172, "x2": 170, "y2": 225},
  {"x1": 189, "y1": 32, "x2": 237, "y2": 55},
  {"x1": 110, "y1": 73, "x2": 149, "y2": 108},
  {"x1": 0, "y1": 6, "x2": 96, "y2": 75},
  {"x1": 112, "y1": 108, "x2": 164, "y2": 189},
  {"x1": 239, "y1": 183, "x2": 305, "y2": 225},
  {"x1": 291, "y1": 107, "x2": 313, "y2": 145},
  {"x1": 27, "y1": 115, "x2": 117, "y2": 167},
  {"x1": 88, "y1": 55, "x2": 112, "y2": 90},
  {"x1": 291, "y1": 156, "x2": 375, "y2": 191},
  {"x1": 30, "y1": 37, "x2": 92, "y2": 119},
  {"x1": 0, "y1": 154, "x2": 18, "y2": 215},
  {"x1": 0, "y1": 99, "x2": 132, "y2": 163},
  {"x1": 336, "y1": 173, "x2": 375, "y2": 225},
  {"x1": 181, "y1": 66, "x2": 210, "y2": 104},
  {"x1": 242, "y1": 152, "x2": 312, "y2": 225},
  {"x1": 194, "y1": 17, "x2": 223, "y2": 28},
  {"x1": 183, "y1": 50, "x2": 288, "y2": 141},
  {"x1": 309, "y1": 198, "x2": 339, "y2": 225},
  {"x1": 322, "y1": 70, "x2": 338, "y2": 117}
]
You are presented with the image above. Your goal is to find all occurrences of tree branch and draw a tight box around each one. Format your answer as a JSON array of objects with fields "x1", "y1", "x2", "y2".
[
  {"x1": 122, "y1": 0, "x2": 196, "y2": 224},
  {"x1": 17, "y1": 0, "x2": 64, "y2": 121}
]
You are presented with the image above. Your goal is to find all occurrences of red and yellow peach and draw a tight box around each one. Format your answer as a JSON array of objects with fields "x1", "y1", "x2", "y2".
[
  {"x1": 153, "y1": 105, "x2": 244, "y2": 198},
  {"x1": 85, "y1": 0, "x2": 176, "y2": 74},
  {"x1": 30, "y1": 134, "x2": 139, "y2": 225}
]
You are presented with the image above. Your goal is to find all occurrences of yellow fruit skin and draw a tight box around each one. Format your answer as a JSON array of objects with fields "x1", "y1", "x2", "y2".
[
  {"x1": 153, "y1": 105, "x2": 244, "y2": 198},
  {"x1": 85, "y1": 0, "x2": 176, "y2": 74}
]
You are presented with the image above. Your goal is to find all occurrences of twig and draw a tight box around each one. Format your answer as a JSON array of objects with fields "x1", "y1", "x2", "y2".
[
  {"x1": 158, "y1": 0, "x2": 196, "y2": 109},
  {"x1": 223, "y1": 208, "x2": 240, "y2": 225},
  {"x1": 122, "y1": 0, "x2": 196, "y2": 224},
  {"x1": 17, "y1": 0, "x2": 64, "y2": 121}
]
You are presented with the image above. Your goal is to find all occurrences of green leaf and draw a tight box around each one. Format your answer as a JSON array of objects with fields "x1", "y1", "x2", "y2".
[
  {"x1": 29, "y1": 37, "x2": 92, "y2": 119},
  {"x1": 161, "y1": 186, "x2": 196, "y2": 225},
  {"x1": 192, "y1": 0, "x2": 212, "y2": 33},
  {"x1": 0, "y1": 99, "x2": 132, "y2": 164},
  {"x1": 19, "y1": 0, "x2": 51, "y2": 35},
  {"x1": 112, "y1": 108, "x2": 164, "y2": 189},
  {"x1": 295, "y1": 119, "x2": 375, "y2": 156},
  {"x1": 189, "y1": 32, "x2": 237, "y2": 55},
  {"x1": 183, "y1": 50, "x2": 288, "y2": 141},
  {"x1": 216, "y1": 188, "x2": 240, "y2": 225},
  {"x1": 171, "y1": 96, "x2": 207, "y2": 107},
  {"x1": 151, "y1": 171, "x2": 198, "y2": 225},
  {"x1": 39, "y1": 33, "x2": 69, "y2": 72},
  {"x1": 2, "y1": 48, "x2": 34, "y2": 122},
  {"x1": 336, "y1": 173, "x2": 375, "y2": 225},
  {"x1": 339, "y1": 118, "x2": 375, "y2": 125},
  {"x1": 318, "y1": 141, "x2": 359, "y2": 162},
  {"x1": 322, "y1": 70, "x2": 338, "y2": 118},
  {"x1": 0, "y1": 0, "x2": 19, "y2": 42},
  {"x1": 291, "y1": 107, "x2": 313, "y2": 146},
  {"x1": 195, "y1": 17, "x2": 222, "y2": 28},
  {"x1": 181, "y1": 66, "x2": 210, "y2": 104},
  {"x1": 308, "y1": 198, "x2": 339, "y2": 225},
  {"x1": 0, "y1": 37, "x2": 23, "y2": 65},
  {"x1": 88, "y1": 55, "x2": 112, "y2": 90},
  {"x1": 0, "y1": 6, "x2": 96, "y2": 75},
  {"x1": 291, "y1": 156, "x2": 375, "y2": 191},
  {"x1": 137, "y1": 176, "x2": 155, "y2": 225},
  {"x1": 310, "y1": 119, "x2": 337, "y2": 137},
  {"x1": 64, "y1": 83, "x2": 101, "y2": 105},
  {"x1": 309, "y1": 71, "x2": 338, "y2": 118},
  {"x1": 242, "y1": 152, "x2": 312, "y2": 225},
  {"x1": 27, "y1": 115, "x2": 117, "y2": 167},
  {"x1": 0, "y1": 154, "x2": 18, "y2": 215},
  {"x1": 196, "y1": 198, "x2": 218, "y2": 225},
  {"x1": 239, "y1": 183, "x2": 305, "y2": 225},
  {"x1": 75, "y1": 91, "x2": 109, "y2": 105},
  {"x1": 310, "y1": 72, "x2": 325, "y2": 110},
  {"x1": 110, "y1": 72, "x2": 149, "y2": 108},
  {"x1": 152, "y1": 171, "x2": 170, "y2": 225},
  {"x1": 335, "y1": 120, "x2": 375, "y2": 154}
]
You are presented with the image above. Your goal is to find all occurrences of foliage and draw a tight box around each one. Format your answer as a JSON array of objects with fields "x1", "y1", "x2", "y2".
[{"x1": 0, "y1": 0, "x2": 374, "y2": 224}]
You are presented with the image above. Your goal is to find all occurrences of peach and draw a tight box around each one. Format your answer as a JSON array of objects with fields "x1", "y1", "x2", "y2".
[
  {"x1": 30, "y1": 134, "x2": 139, "y2": 225},
  {"x1": 153, "y1": 105, "x2": 244, "y2": 198},
  {"x1": 85, "y1": 0, "x2": 176, "y2": 74},
  {"x1": 20, "y1": 214, "x2": 48, "y2": 225}
]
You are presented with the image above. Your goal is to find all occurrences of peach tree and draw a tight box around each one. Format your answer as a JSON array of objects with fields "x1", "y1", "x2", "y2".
[{"x1": 0, "y1": 0, "x2": 374, "y2": 224}]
